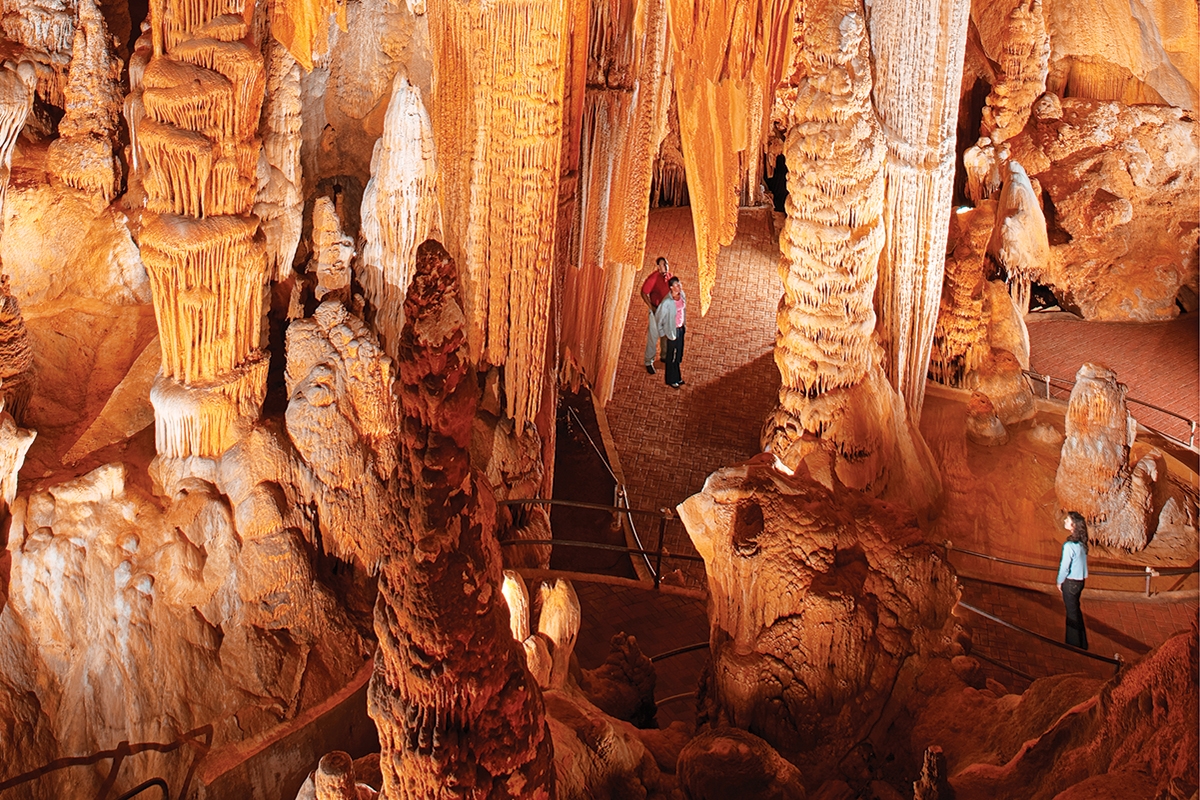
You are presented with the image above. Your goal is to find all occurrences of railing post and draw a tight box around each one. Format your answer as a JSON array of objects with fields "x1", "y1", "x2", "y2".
[
  {"x1": 1145, "y1": 566, "x2": 1159, "y2": 597},
  {"x1": 653, "y1": 510, "x2": 669, "y2": 588},
  {"x1": 1044, "y1": 374, "x2": 1050, "y2": 399},
  {"x1": 1191, "y1": 421, "x2": 1196, "y2": 449}
]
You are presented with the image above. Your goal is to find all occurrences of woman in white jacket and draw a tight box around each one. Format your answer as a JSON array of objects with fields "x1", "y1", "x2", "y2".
[{"x1": 655, "y1": 277, "x2": 686, "y2": 388}]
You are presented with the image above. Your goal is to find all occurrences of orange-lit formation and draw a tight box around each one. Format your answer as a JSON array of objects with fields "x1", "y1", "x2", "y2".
[{"x1": 0, "y1": 0, "x2": 1194, "y2": 798}]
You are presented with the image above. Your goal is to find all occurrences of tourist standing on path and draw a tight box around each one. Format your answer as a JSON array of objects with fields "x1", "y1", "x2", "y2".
[
  {"x1": 640, "y1": 257, "x2": 673, "y2": 374},
  {"x1": 662, "y1": 277, "x2": 686, "y2": 388},
  {"x1": 1057, "y1": 511, "x2": 1089, "y2": 650}
]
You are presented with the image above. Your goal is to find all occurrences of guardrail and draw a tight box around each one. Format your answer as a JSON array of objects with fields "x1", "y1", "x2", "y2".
[
  {"x1": 497, "y1": 497, "x2": 701, "y2": 588},
  {"x1": 947, "y1": 543, "x2": 1198, "y2": 596},
  {"x1": 957, "y1": 601, "x2": 1123, "y2": 674},
  {"x1": 1023, "y1": 368, "x2": 1198, "y2": 450},
  {"x1": 0, "y1": 725, "x2": 212, "y2": 800}
]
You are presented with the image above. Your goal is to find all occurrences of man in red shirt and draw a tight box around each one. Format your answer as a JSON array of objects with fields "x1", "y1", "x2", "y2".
[{"x1": 640, "y1": 256, "x2": 672, "y2": 374}]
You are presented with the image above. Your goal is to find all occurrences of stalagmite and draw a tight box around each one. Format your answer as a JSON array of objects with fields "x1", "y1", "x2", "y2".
[
  {"x1": 426, "y1": 0, "x2": 570, "y2": 427},
  {"x1": 677, "y1": 455, "x2": 958, "y2": 786},
  {"x1": 255, "y1": 34, "x2": 304, "y2": 281},
  {"x1": 358, "y1": 74, "x2": 440, "y2": 362},
  {"x1": 1055, "y1": 363, "x2": 1157, "y2": 551},
  {"x1": 663, "y1": 0, "x2": 794, "y2": 314},
  {"x1": 0, "y1": 275, "x2": 34, "y2": 421},
  {"x1": 763, "y1": 0, "x2": 939, "y2": 510},
  {"x1": 989, "y1": 160, "x2": 1048, "y2": 313},
  {"x1": 930, "y1": 203, "x2": 996, "y2": 388},
  {"x1": 870, "y1": 0, "x2": 971, "y2": 421},
  {"x1": 311, "y1": 196, "x2": 353, "y2": 300},
  {"x1": 45, "y1": 0, "x2": 122, "y2": 201},
  {"x1": 369, "y1": 240, "x2": 555, "y2": 798},
  {"x1": 965, "y1": 391, "x2": 1007, "y2": 446},
  {"x1": 980, "y1": 0, "x2": 1049, "y2": 145},
  {"x1": 560, "y1": 0, "x2": 672, "y2": 404},
  {"x1": 139, "y1": 4, "x2": 270, "y2": 459}
]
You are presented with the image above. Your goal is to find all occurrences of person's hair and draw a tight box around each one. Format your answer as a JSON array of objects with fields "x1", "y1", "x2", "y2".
[
  {"x1": 668, "y1": 276, "x2": 681, "y2": 287},
  {"x1": 1065, "y1": 511, "x2": 1088, "y2": 549},
  {"x1": 656, "y1": 257, "x2": 669, "y2": 268}
]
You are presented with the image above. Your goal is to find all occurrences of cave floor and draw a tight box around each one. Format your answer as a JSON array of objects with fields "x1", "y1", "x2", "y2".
[{"x1": 588, "y1": 206, "x2": 1199, "y2": 728}]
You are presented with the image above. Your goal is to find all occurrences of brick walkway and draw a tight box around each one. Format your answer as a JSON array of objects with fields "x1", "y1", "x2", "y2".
[{"x1": 573, "y1": 206, "x2": 1199, "y2": 728}]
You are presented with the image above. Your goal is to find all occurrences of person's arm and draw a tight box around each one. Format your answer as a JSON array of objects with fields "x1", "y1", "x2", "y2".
[
  {"x1": 640, "y1": 274, "x2": 656, "y2": 309},
  {"x1": 1056, "y1": 543, "x2": 1073, "y2": 587},
  {"x1": 655, "y1": 299, "x2": 676, "y2": 340}
]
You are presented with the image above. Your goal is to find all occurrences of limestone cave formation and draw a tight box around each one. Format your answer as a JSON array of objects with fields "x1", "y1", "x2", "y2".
[{"x1": 0, "y1": 0, "x2": 1195, "y2": 798}]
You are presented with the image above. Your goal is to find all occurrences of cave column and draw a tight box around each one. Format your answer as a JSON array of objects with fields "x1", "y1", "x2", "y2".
[
  {"x1": 869, "y1": 0, "x2": 971, "y2": 421},
  {"x1": 137, "y1": 1, "x2": 270, "y2": 459}
]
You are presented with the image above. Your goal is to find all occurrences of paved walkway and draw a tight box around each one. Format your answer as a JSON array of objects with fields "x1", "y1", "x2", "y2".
[{"x1": 573, "y1": 206, "x2": 1199, "y2": 729}]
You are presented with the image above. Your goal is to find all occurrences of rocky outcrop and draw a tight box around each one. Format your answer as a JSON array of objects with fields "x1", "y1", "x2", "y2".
[
  {"x1": 677, "y1": 727, "x2": 806, "y2": 800},
  {"x1": 1012, "y1": 98, "x2": 1198, "y2": 321},
  {"x1": 678, "y1": 455, "x2": 959, "y2": 788},
  {"x1": 1054, "y1": 363, "x2": 1157, "y2": 550}
]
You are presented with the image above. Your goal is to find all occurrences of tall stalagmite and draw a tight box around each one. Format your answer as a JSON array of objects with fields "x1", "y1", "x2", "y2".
[
  {"x1": 369, "y1": 240, "x2": 555, "y2": 799},
  {"x1": 140, "y1": 4, "x2": 270, "y2": 458},
  {"x1": 359, "y1": 74, "x2": 441, "y2": 363},
  {"x1": 560, "y1": 0, "x2": 671, "y2": 404},
  {"x1": 1055, "y1": 363, "x2": 1158, "y2": 551},
  {"x1": 869, "y1": 0, "x2": 971, "y2": 420},
  {"x1": 763, "y1": 0, "x2": 939, "y2": 509},
  {"x1": 426, "y1": 0, "x2": 570, "y2": 428},
  {"x1": 929, "y1": 203, "x2": 995, "y2": 388}
]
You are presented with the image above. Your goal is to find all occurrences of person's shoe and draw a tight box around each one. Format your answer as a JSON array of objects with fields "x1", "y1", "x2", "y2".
[
  {"x1": 677, "y1": 380, "x2": 686, "y2": 386},
  {"x1": 645, "y1": 364, "x2": 656, "y2": 375},
  {"x1": 668, "y1": 382, "x2": 682, "y2": 389}
]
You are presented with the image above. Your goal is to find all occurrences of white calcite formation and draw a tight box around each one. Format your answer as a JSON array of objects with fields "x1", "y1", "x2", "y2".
[
  {"x1": 678, "y1": 455, "x2": 959, "y2": 789},
  {"x1": 988, "y1": 160, "x2": 1049, "y2": 313},
  {"x1": 1055, "y1": 363, "x2": 1158, "y2": 550},
  {"x1": 310, "y1": 196, "x2": 354, "y2": 301},
  {"x1": 358, "y1": 74, "x2": 440, "y2": 362},
  {"x1": 255, "y1": 34, "x2": 304, "y2": 282},
  {"x1": 0, "y1": 59, "x2": 35, "y2": 221},
  {"x1": 930, "y1": 203, "x2": 996, "y2": 389}
]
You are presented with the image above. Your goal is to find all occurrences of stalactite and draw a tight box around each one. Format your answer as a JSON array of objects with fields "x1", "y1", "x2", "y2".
[
  {"x1": 254, "y1": 33, "x2": 303, "y2": 281},
  {"x1": 869, "y1": 0, "x2": 971, "y2": 422},
  {"x1": 988, "y1": 159, "x2": 1048, "y2": 314},
  {"x1": 149, "y1": 353, "x2": 269, "y2": 457},
  {"x1": 125, "y1": 25, "x2": 152, "y2": 180},
  {"x1": 46, "y1": 0, "x2": 123, "y2": 201},
  {"x1": 929, "y1": 202, "x2": 995, "y2": 388},
  {"x1": 662, "y1": 0, "x2": 794, "y2": 315},
  {"x1": 268, "y1": 0, "x2": 347, "y2": 72},
  {"x1": 0, "y1": 60, "x2": 35, "y2": 225},
  {"x1": 426, "y1": 0, "x2": 570, "y2": 428},
  {"x1": 560, "y1": 0, "x2": 672, "y2": 405},
  {"x1": 370, "y1": 240, "x2": 555, "y2": 799},
  {"x1": 980, "y1": 0, "x2": 1049, "y2": 145},
  {"x1": 1055, "y1": 363, "x2": 1157, "y2": 551},
  {"x1": 154, "y1": 0, "x2": 246, "y2": 54},
  {"x1": 358, "y1": 75, "x2": 440, "y2": 362}
]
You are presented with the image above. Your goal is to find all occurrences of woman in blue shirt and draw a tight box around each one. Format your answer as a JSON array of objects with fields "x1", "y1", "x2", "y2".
[{"x1": 1056, "y1": 511, "x2": 1089, "y2": 649}]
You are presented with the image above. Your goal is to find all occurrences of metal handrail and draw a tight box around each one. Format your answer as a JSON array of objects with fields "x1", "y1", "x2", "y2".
[
  {"x1": 0, "y1": 725, "x2": 213, "y2": 800},
  {"x1": 113, "y1": 779, "x2": 170, "y2": 800},
  {"x1": 948, "y1": 543, "x2": 1198, "y2": 596},
  {"x1": 499, "y1": 537, "x2": 704, "y2": 564},
  {"x1": 1023, "y1": 368, "x2": 1198, "y2": 449},
  {"x1": 498, "y1": 497, "x2": 670, "y2": 518},
  {"x1": 649, "y1": 642, "x2": 709, "y2": 662},
  {"x1": 957, "y1": 601, "x2": 1123, "y2": 672}
]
